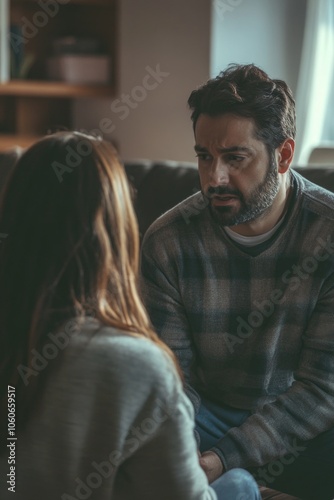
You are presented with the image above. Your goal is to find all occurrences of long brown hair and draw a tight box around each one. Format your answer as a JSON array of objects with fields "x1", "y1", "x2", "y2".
[{"x1": 0, "y1": 132, "x2": 181, "y2": 431}]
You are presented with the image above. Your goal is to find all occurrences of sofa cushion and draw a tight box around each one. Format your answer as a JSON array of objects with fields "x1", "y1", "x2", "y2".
[
  {"x1": 0, "y1": 147, "x2": 22, "y2": 191},
  {"x1": 124, "y1": 160, "x2": 200, "y2": 238}
]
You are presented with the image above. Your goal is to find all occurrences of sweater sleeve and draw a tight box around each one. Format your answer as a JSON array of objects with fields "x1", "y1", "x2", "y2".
[
  {"x1": 140, "y1": 231, "x2": 202, "y2": 414},
  {"x1": 212, "y1": 275, "x2": 334, "y2": 469}
]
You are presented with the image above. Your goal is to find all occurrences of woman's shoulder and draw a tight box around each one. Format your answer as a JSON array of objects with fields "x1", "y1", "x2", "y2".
[
  {"x1": 77, "y1": 317, "x2": 171, "y2": 359},
  {"x1": 57, "y1": 317, "x2": 180, "y2": 394}
]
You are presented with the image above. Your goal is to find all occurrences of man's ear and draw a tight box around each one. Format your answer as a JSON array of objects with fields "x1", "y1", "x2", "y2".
[{"x1": 277, "y1": 138, "x2": 295, "y2": 173}]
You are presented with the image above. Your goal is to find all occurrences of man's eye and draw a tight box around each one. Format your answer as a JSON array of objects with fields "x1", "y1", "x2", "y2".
[
  {"x1": 196, "y1": 154, "x2": 211, "y2": 161},
  {"x1": 228, "y1": 155, "x2": 244, "y2": 162}
]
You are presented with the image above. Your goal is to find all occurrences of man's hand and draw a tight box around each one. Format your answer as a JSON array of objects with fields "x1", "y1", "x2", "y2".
[{"x1": 199, "y1": 451, "x2": 224, "y2": 483}]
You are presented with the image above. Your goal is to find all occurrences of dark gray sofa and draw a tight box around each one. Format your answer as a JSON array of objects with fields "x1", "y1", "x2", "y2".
[
  {"x1": 1, "y1": 149, "x2": 334, "y2": 500},
  {"x1": 1, "y1": 149, "x2": 334, "y2": 240}
]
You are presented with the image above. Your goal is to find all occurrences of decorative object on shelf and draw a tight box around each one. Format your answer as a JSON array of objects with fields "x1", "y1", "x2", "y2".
[
  {"x1": 9, "y1": 24, "x2": 35, "y2": 79},
  {"x1": 52, "y1": 36, "x2": 103, "y2": 56},
  {"x1": 47, "y1": 36, "x2": 111, "y2": 84}
]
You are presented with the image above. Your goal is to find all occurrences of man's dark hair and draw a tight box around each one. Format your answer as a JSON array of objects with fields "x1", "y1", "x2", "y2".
[{"x1": 188, "y1": 64, "x2": 296, "y2": 150}]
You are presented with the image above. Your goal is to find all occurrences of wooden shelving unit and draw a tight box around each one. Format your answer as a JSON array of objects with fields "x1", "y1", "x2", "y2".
[
  {"x1": 0, "y1": 0, "x2": 117, "y2": 151},
  {"x1": 0, "y1": 134, "x2": 41, "y2": 150},
  {"x1": 0, "y1": 80, "x2": 115, "y2": 98}
]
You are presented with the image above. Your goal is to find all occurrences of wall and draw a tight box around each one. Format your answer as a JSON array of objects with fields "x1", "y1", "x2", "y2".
[
  {"x1": 74, "y1": 0, "x2": 307, "y2": 162},
  {"x1": 211, "y1": 0, "x2": 307, "y2": 94},
  {"x1": 73, "y1": 0, "x2": 211, "y2": 162}
]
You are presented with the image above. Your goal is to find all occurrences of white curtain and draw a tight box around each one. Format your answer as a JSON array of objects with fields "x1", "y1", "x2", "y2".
[{"x1": 294, "y1": 0, "x2": 334, "y2": 166}]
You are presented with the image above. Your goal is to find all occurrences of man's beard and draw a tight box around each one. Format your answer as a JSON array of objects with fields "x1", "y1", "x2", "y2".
[{"x1": 202, "y1": 157, "x2": 280, "y2": 227}]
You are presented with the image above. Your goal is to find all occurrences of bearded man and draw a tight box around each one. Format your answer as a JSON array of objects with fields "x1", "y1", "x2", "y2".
[{"x1": 141, "y1": 64, "x2": 334, "y2": 500}]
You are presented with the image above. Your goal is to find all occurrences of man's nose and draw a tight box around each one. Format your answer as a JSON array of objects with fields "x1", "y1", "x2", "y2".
[{"x1": 209, "y1": 159, "x2": 230, "y2": 187}]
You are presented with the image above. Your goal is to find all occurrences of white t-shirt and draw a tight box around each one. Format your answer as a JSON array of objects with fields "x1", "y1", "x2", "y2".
[{"x1": 224, "y1": 215, "x2": 285, "y2": 247}]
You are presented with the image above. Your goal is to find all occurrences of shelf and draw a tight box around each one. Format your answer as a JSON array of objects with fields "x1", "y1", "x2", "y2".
[
  {"x1": 12, "y1": 0, "x2": 114, "y2": 5},
  {"x1": 0, "y1": 81, "x2": 115, "y2": 98},
  {"x1": 0, "y1": 0, "x2": 117, "y2": 144},
  {"x1": 0, "y1": 134, "x2": 41, "y2": 151}
]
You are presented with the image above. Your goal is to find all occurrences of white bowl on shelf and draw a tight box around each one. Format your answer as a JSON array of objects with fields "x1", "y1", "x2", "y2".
[{"x1": 47, "y1": 55, "x2": 111, "y2": 85}]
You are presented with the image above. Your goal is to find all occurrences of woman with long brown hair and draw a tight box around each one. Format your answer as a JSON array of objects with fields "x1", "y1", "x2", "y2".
[{"x1": 0, "y1": 132, "x2": 260, "y2": 499}]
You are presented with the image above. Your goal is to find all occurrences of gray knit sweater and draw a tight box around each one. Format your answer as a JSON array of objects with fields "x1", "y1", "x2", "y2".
[
  {"x1": 0, "y1": 319, "x2": 216, "y2": 500},
  {"x1": 140, "y1": 170, "x2": 334, "y2": 470}
]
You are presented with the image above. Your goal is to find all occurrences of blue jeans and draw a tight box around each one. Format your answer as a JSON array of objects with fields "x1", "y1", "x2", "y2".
[
  {"x1": 195, "y1": 397, "x2": 334, "y2": 500},
  {"x1": 195, "y1": 397, "x2": 250, "y2": 453},
  {"x1": 211, "y1": 468, "x2": 261, "y2": 500}
]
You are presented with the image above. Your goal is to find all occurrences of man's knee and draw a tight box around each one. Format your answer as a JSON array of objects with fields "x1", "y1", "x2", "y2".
[{"x1": 219, "y1": 468, "x2": 261, "y2": 500}]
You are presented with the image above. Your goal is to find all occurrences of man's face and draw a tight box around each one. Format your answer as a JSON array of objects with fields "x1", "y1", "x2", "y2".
[{"x1": 194, "y1": 113, "x2": 280, "y2": 227}]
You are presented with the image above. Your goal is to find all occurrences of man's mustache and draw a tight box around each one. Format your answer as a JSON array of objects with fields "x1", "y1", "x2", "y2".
[{"x1": 203, "y1": 186, "x2": 243, "y2": 199}]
